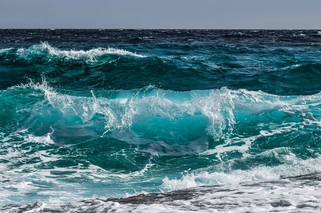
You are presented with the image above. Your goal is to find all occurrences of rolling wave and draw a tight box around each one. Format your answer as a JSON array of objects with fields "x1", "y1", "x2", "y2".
[
  {"x1": 2, "y1": 79, "x2": 321, "y2": 206},
  {"x1": 0, "y1": 42, "x2": 146, "y2": 64},
  {"x1": 2, "y1": 78, "x2": 321, "y2": 156}
]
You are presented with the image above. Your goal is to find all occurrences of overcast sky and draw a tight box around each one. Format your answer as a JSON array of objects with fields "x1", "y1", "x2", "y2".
[{"x1": 0, "y1": 0, "x2": 320, "y2": 29}]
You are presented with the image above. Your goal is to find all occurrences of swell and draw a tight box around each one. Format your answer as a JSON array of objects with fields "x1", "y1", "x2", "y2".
[
  {"x1": 1, "y1": 43, "x2": 321, "y2": 95},
  {"x1": 0, "y1": 42, "x2": 145, "y2": 61}
]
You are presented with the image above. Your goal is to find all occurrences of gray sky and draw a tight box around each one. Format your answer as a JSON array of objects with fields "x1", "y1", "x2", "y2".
[{"x1": 0, "y1": 0, "x2": 320, "y2": 29}]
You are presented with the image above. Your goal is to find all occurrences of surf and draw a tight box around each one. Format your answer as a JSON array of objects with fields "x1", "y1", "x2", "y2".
[{"x1": 1, "y1": 30, "x2": 321, "y2": 210}]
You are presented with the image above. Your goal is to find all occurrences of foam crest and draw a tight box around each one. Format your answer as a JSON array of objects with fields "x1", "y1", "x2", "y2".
[
  {"x1": 16, "y1": 42, "x2": 146, "y2": 62},
  {"x1": 161, "y1": 154, "x2": 321, "y2": 192},
  {"x1": 0, "y1": 48, "x2": 12, "y2": 54}
]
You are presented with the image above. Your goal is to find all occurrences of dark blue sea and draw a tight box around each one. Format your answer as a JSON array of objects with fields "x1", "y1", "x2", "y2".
[{"x1": 1, "y1": 29, "x2": 321, "y2": 212}]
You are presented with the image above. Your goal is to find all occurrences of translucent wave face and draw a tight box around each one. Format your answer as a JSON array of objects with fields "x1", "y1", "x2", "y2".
[
  {"x1": 3, "y1": 79, "x2": 235, "y2": 147},
  {"x1": 4, "y1": 78, "x2": 321, "y2": 156}
]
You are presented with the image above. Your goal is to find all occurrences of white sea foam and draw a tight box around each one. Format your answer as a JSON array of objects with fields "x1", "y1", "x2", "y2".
[
  {"x1": 0, "y1": 125, "x2": 155, "y2": 206},
  {"x1": 0, "y1": 48, "x2": 12, "y2": 54},
  {"x1": 2, "y1": 178, "x2": 321, "y2": 212},
  {"x1": 16, "y1": 42, "x2": 146, "y2": 62},
  {"x1": 161, "y1": 154, "x2": 321, "y2": 192}
]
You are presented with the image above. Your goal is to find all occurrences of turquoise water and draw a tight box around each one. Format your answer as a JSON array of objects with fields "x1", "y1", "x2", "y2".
[{"x1": 1, "y1": 30, "x2": 321, "y2": 206}]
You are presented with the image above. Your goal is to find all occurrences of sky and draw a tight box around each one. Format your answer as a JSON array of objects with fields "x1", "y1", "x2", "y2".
[{"x1": 0, "y1": 0, "x2": 321, "y2": 29}]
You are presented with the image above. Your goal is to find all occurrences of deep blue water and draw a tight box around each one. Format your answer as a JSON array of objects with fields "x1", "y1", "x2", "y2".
[{"x1": 1, "y1": 29, "x2": 321, "y2": 206}]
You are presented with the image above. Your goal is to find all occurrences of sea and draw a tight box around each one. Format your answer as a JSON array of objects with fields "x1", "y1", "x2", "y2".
[{"x1": 1, "y1": 29, "x2": 321, "y2": 212}]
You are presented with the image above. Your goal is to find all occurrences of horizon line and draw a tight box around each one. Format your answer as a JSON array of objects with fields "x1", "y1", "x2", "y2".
[{"x1": 1, "y1": 28, "x2": 321, "y2": 30}]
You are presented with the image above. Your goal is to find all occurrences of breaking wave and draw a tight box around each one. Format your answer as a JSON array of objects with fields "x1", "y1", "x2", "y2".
[{"x1": 0, "y1": 42, "x2": 146, "y2": 63}]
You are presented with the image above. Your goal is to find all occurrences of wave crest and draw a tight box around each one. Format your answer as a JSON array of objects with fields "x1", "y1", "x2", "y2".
[
  {"x1": 18, "y1": 42, "x2": 146, "y2": 61},
  {"x1": 0, "y1": 42, "x2": 146, "y2": 64}
]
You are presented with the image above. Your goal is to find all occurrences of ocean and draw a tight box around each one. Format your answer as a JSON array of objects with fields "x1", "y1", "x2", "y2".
[{"x1": 1, "y1": 29, "x2": 321, "y2": 212}]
